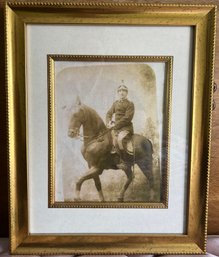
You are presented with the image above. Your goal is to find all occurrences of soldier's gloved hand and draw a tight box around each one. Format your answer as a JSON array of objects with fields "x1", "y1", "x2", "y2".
[{"x1": 107, "y1": 121, "x2": 115, "y2": 129}]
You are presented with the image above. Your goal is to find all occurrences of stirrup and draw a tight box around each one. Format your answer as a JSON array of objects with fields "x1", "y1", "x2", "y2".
[{"x1": 110, "y1": 146, "x2": 117, "y2": 154}]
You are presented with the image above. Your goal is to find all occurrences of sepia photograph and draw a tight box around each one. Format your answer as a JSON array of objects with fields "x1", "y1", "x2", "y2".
[{"x1": 49, "y1": 55, "x2": 172, "y2": 207}]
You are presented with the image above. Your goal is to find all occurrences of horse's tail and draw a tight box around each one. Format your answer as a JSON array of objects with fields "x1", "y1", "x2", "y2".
[
  {"x1": 133, "y1": 134, "x2": 153, "y2": 162},
  {"x1": 141, "y1": 136, "x2": 153, "y2": 155}
]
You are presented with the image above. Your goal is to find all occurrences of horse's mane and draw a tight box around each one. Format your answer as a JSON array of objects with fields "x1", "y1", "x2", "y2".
[{"x1": 81, "y1": 104, "x2": 106, "y2": 131}]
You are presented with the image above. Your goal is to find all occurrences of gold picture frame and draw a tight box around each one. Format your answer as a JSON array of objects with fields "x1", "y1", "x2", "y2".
[{"x1": 6, "y1": 2, "x2": 216, "y2": 255}]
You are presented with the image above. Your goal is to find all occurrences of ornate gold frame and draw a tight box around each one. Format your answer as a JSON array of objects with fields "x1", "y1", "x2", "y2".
[
  {"x1": 6, "y1": 2, "x2": 216, "y2": 255},
  {"x1": 48, "y1": 54, "x2": 172, "y2": 208}
]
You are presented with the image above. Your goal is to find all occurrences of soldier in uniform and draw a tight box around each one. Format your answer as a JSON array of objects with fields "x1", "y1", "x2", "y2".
[{"x1": 106, "y1": 82, "x2": 135, "y2": 157}]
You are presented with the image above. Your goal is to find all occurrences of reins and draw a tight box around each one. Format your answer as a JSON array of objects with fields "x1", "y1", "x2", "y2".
[{"x1": 76, "y1": 127, "x2": 112, "y2": 145}]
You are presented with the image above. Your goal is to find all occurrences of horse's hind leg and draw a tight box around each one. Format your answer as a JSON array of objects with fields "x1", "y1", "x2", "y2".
[
  {"x1": 75, "y1": 166, "x2": 104, "y2": 201},
  {"x1": 137, "y1": 159, "x2": 154, "y2": 201},
  {"x1": 118, "y1": 164, "x2": 133, "y2": 202}
]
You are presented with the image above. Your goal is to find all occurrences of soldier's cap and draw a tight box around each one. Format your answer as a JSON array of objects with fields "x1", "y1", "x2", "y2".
[{"x1": 117, "y1": 84, "x2": 128, "y2": 92}]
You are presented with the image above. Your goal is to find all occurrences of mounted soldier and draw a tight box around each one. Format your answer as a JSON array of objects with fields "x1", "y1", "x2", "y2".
[
  {"x1": 68, "y1": 94, "x2": 153, "y2": 202},
  {"x1": 106, "y1": 82, "x2": 135, "y2": 162}
]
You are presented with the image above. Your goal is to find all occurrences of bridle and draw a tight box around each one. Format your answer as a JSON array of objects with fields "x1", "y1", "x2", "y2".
[{"x1": 69, "y1": 127, "x2": 112, "y2": 145}]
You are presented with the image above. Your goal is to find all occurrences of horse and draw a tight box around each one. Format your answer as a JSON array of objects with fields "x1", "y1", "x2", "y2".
[{"x1": 68, "y1": 97, "x2": 154, "y2": 202}]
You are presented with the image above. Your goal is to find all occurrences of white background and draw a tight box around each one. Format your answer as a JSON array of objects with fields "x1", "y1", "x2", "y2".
[{"x1": 26, "y1": 25, "x2": 193, "y2": 234}]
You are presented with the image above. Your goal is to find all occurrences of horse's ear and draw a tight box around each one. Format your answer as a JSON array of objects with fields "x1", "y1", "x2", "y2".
[{"x1": 75, "y1": 96, "x2": 81, "y2": 106}]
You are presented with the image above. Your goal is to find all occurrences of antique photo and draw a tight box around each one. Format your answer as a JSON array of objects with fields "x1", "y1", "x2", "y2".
[{"x1": 49, "y1": 55, "x2": 172, "y2": 207}]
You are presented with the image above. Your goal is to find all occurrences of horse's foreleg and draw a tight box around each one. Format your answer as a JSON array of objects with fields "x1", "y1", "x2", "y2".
[
  {"x1": 118, "y1": 165, "x2": 133, "y2": 202},
  {"x1": 75, "y1": 166, "x2": 99, "y2": 201},
  {"x1": 93, "y1": 174, "x2": 105, "y2": 202}
]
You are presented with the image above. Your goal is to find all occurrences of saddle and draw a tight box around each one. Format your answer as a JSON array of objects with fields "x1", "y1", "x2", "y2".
[{"x1": 117, "y1": 134, "x2": 134, "y2": 155}]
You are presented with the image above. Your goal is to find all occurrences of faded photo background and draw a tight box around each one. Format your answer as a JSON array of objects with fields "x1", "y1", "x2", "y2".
[{"x1": 55, "y1": 62, "x2": 165, "y2": 202}]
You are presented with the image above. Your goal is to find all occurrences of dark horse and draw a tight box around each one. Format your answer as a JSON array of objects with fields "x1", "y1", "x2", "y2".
[{"x1": 68, "y1": 97, "x2": 154, "y2": 202}]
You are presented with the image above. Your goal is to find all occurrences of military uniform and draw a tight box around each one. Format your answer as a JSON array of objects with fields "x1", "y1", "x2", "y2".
[{"x1": 106, "y1": 99, "x2": 134, "y2": 133}]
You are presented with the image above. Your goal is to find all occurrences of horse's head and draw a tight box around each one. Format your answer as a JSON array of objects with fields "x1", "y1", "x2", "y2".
[{"x1": 68, "y1": 96, "x2": 85, "y2": 138}]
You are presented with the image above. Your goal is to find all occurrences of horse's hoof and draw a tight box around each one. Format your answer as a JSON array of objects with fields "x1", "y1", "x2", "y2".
[
  {"x1": 99, "y1": 197, "x2": 105, "y2": 202},
  {"x1": 74, "y1": 197, "x2": 82, "y2": 202},
  {"x1": 117, "y1": 197, "x2": 124, "y2": 202},
  {"x1": 149, "y1": 189, "x2": 155, "y2": 201}
]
